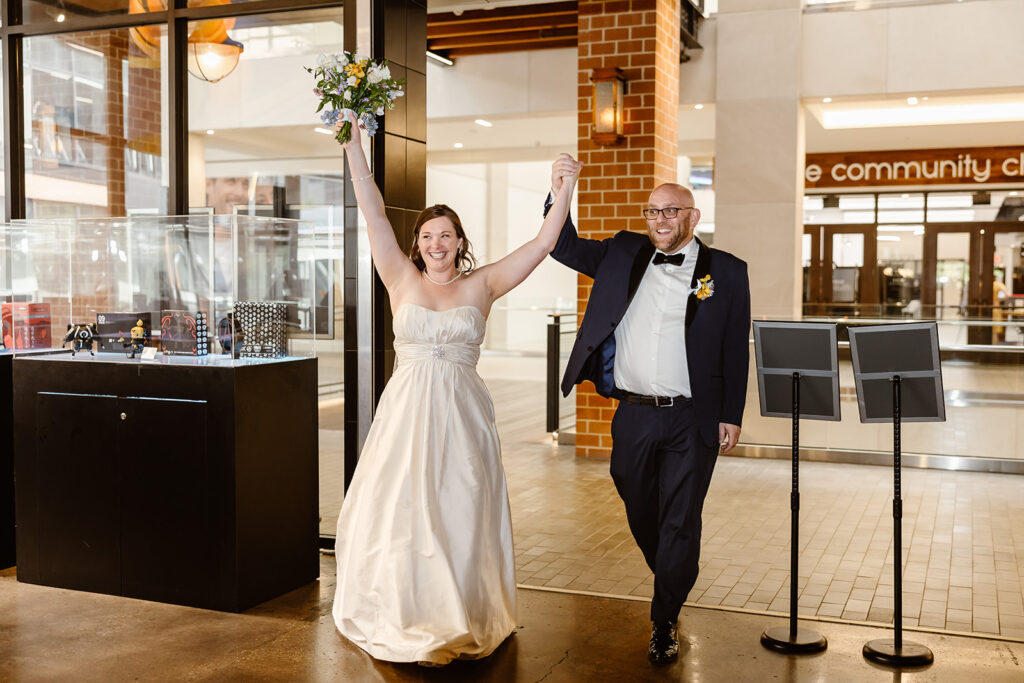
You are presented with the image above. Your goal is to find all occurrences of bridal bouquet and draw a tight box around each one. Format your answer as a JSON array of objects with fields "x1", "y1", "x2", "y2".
[{"x1": 306, "y1": 51, "x2": 405, "y2": 145}]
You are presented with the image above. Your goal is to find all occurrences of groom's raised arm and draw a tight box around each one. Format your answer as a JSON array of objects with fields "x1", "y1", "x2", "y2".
[{"x1": 545, "y1": 154, "x2": 608, "y2": 279}]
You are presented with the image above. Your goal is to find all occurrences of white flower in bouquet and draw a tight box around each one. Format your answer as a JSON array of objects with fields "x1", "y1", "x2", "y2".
[{"x1": 306, "y1": 50, "x2": 406, "y2": 145}]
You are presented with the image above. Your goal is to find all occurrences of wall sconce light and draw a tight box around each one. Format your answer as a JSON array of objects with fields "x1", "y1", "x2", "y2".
[{"x1": 591, "y1": 67, "x2": 626, "y2": 146}]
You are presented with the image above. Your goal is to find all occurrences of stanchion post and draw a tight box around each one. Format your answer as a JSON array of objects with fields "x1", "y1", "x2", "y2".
[
  {"x1": 863, "y1": 374, "x2": 934, "y2": 667},
  {"x1": 545, "y1": 314, "x2": 560, "y2": 435},
  {"x1": 760, "y1": 372, "x2": 827, "y2": 654}
]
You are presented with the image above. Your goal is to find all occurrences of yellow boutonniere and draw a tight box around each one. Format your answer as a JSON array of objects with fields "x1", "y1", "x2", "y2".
[{"x1": 694, "y1": 274, "x2": 715, "y2": 300}]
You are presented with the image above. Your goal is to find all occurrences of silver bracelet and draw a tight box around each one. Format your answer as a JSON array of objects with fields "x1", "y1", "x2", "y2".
[{"x1": 351, "y1": 173, "x2": 373, "y2": 183}]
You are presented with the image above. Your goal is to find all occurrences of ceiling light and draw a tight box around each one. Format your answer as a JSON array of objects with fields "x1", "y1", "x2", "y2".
[
  {"x1": 206, "y1": 129, "x2": 215, "y2": 135},
  {"x1": 694, "y1": 103, "x2": 704, "y2": 110},
  {"x1": 56, "y1": 12, "x2": 65, "y2": 22},
  {"x1": 820, "y1": 101, "x2": 1024, "y2": 129},
  {"x1": 314, "y1": 127, "x2": 334, "y2": 135},
  {"x1": 453, "y1": 142, "x2": 463, "y2": 149},
  {"x1": 1010, "y1": 191, "x2": 1019, "y2": 197},
  {"x1": 426, "y1": 50, "x2": 454, "y2": 66},
  {"x1": 474, "y1": 119, "x2": 493, "y2": 128},
  {"x1": 906, "y1": 96, "x2": 919, "y2": 105},
  {"x1": 822, "y1": 97, "x2": 832, "y2": 103}
]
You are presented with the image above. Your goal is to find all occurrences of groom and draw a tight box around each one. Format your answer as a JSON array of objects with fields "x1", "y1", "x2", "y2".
[{"x1": 546, "y1": 154, "x2": 750, "y2": 664}]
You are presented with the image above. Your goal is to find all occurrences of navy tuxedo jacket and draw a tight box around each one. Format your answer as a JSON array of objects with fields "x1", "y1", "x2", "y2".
[{"x1": 548, "y1": 207, "x2": 751, "y2": 448}]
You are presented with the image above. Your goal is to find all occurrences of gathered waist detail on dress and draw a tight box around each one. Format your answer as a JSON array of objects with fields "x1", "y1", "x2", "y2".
[{"x1": 394, "y1": 338, "x2": 480, "y2": 367}]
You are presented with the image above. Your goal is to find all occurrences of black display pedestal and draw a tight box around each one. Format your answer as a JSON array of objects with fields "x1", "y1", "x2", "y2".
[
  {"x1": 1, "y1": 354, "x2": 14, "y2": 570},
  {"x1": 13, "y1": 354, "x2": 319, "y2": 612}
]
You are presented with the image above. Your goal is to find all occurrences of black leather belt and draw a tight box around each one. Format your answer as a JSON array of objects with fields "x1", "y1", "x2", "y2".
[{"x1": 619, "y1": 391, "x2": 691, "y2": 408}]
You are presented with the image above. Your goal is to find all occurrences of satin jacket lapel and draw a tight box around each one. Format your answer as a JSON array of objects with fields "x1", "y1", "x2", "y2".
[
  {"x1": 626, "y1": 241, "x2": 655, "y2": 307},
  {"x1": 685, "y1": 237, "x2": 711, "y2": 331}
]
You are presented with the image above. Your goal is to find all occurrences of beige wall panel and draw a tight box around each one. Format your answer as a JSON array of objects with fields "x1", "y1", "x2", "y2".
[
  {"x1": 678, "y1": 18, "x2": 717, "y2": 105},
  {"x1": 802, "y1": 10, "x2": 888, "y2": 98},
  {"x1": 717, "y1": 0, "x2": 800, "y2": 14},
  {"x1": 715, "y1": 9, "x2": 802, "y2": 102},
  {"x1": 714, "y1": 99, "x2": 803, "y2": 203},
  {"x1": 887, "y1": 0, "x2": 1024, "y2": 93}
]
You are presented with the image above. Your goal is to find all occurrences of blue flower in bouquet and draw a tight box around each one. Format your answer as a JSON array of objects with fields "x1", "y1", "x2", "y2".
[
  {"x1": 361, "y1": 114, "x2": 378, "y2": 137},
  {"x1": 320, "y1": 109, "x2": 340, "y2": 126},
  {"x1": 305, "y1": 50, "x2": 405, "y2": 145}
]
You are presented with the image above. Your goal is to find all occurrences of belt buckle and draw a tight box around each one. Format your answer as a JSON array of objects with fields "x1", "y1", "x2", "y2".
[{"x1": 657, "y1": 396, "x2": 674, "y2": 408}]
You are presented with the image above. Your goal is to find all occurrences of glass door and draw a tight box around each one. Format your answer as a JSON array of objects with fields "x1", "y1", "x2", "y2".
[{"x1": 803, "y1": 224, "x2": 878, "y2": 317}]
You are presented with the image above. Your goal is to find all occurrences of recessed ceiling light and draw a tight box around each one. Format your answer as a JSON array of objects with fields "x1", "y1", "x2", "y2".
[
  {"x1": 206, "y1": 129, "x2": 215, "y2": 135},
  {"x1": 694, "y1": 104, "x2": 704, "y2": 110},
  {"x1": 822, "y1": 97, "x2": 832, "y2": 103},
  {"x1": 56, "y1": 12, "x2": 65, "y2": 21},
  {"x1": 314, "y1": 127, "x2": 334, "y2": 135},
  {"x1": 474, "y1": 119, "x2": 493, "y2": 128},
  {"x1": 906, "y1": 96, "x2": 919, "y2": 105},
  {"x1": 453, "y1": 142, "x2": 463, "y2": 149}
]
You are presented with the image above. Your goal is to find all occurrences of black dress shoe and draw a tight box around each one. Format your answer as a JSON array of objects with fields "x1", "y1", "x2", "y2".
[{"x1": 648, "y1": 620, "x2": 679, "y2": 664}]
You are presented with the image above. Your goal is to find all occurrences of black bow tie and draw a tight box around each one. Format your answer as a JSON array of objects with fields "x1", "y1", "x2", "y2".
[{"x1": 652, "y1": 252, "x2": 684, "y2": 266}]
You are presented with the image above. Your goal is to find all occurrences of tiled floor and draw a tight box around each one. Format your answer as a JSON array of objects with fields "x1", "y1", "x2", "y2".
[{"x1": 318, "y1": 357, "x2": 1024, "y2": 640}]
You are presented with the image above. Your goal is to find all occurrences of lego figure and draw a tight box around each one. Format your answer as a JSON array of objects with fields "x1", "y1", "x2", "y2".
[
  {"x1": 118, "y1": 318, "x2": 150, "y2": 359},
  {"x1": 64, "y1": 323, "x2": 97, "y2": 357}
]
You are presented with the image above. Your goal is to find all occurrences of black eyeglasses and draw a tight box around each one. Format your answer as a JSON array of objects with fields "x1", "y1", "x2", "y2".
[{"x1": 641, "y1": 206, "x2": 693, "y2": 220}]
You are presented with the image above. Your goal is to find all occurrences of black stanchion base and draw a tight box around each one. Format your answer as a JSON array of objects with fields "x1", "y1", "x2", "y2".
[
  {"x1": 760, "y1": 626, "x2": 828, "y2": 654},
  {"x1": 863, "y1": 639, "x2": 934, "y2": 668}
]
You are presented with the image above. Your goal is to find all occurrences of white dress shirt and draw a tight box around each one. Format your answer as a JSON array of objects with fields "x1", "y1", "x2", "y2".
[{"x1": 613, "y1": 237, "x2": 698, "y2": 397}]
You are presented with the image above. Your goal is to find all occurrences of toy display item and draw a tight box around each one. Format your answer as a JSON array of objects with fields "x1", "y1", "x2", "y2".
[
  {"x1": 64, "y1": 323, "x2": 97, "y2": 357},
  {"x1": 2, "y1": 303, "x2": 52, "y2": 349},
  {"x1": 235, "y1": 301, "x2": 287, "y2": 359},
  {"x1": 160, "y1": 310, "x2": 209, "y2": 356},
  {"x1": 118, "y1": 318, "x2": 151, "y2": 359},
  {"x1": 96, "y1": 311, "x2": 153, "y2": 352}
]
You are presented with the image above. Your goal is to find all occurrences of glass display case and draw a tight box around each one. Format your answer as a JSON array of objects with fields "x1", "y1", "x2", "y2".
[{"x1": 6, "y1": 214, "x2": 318, "y2": 365}]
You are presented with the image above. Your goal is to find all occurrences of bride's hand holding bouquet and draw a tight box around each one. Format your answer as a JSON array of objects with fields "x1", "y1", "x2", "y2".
[{"x1": 306, "y1": 51, "x2": 404, "y2": 146}]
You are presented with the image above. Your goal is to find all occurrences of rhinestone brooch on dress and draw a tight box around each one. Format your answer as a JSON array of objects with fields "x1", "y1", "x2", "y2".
[{"x1": 431, "y1": 345, "x2": 446, "y2": 359}]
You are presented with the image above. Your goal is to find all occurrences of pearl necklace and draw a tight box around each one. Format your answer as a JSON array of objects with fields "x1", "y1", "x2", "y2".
[{"x1": 422, "y1": 269, "x2": 462, "y2": 286}]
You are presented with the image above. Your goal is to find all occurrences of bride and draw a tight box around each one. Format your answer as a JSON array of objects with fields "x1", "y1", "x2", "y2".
[{"x1": 332, "y1": 111, "x2": 581, "y2": 666}]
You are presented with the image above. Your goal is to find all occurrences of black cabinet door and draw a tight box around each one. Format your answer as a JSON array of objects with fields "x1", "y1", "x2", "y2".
[
  {"x1": 34, "y1": 392, "x2": 121, "y2": 594},
  {"x1": 119, "y1": 396, "x2": 209, "y2": 607}
]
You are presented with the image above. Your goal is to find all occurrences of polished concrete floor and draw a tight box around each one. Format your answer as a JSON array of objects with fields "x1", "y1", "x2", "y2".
[
  {"x1": 317, "y1": 356, "x2": 1024, "y2": 639},
  {"x1": 6, "y1": 356, "x2": 1024, "y2": 678},
  {"x1": 2, "y1": 559, "x2": 1023, "y2": 682}
]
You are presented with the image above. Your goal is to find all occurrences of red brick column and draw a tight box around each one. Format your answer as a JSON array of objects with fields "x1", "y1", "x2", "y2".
[{"x1": 575, "y1": 0, "x2": 680, "y2": 456}]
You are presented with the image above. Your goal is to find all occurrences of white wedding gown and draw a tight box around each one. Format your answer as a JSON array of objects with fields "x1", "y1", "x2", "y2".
[{"x1": 333, "y1": 303, "x2": 517, "y2": 665}]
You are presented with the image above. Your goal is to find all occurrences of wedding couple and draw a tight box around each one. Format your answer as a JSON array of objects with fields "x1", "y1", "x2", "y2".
[{"x1": 332, "y1": 112, "x2": 751, "y2": 666}]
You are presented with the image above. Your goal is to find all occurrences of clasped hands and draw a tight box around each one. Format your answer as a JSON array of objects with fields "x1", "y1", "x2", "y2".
[{"x1": 551, "y1": 153, "x2": 583, "y2": 195}]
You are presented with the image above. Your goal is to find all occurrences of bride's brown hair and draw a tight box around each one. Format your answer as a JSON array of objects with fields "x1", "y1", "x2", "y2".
[{"x1": 409, "y1": 204, "x2": 477, "y2": 273}]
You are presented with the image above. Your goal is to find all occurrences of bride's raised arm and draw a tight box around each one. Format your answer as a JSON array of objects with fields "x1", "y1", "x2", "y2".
[
  {"x1": 481, "y1": 155, "x2": 582, "y2": 302},
  {"x1": 340, "y1": 111, "x2": 417, "y2": 290}
]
